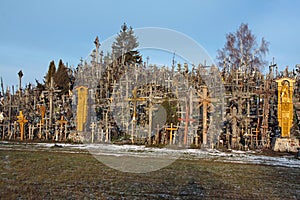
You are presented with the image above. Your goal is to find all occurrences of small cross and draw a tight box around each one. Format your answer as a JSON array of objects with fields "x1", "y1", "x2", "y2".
[{"x1": 90, "y1": 122, "x2": 97, "y2": 143}]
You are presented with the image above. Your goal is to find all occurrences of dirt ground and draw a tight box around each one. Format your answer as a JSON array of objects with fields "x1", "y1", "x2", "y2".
[{"x1": 0, "y1": 147, "x2": 299, "y2": 199}]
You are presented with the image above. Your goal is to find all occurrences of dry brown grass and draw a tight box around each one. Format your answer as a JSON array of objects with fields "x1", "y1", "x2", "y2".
[{"x1": 0, "y1": 149, "x2": 299, "y2": 199}]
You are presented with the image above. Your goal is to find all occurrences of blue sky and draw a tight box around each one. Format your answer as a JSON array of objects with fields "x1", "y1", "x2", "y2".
[{"x1": 0, "y1": 0, "x2": 299, "y2": 87}]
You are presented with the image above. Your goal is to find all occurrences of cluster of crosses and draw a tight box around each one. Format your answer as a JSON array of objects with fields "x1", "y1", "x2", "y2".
[{"x1": 1, "y1": 37, "x2": 300, "y2": 150}]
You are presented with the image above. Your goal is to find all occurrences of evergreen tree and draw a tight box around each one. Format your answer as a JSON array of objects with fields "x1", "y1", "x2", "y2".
[
  {"x1": 112, "y1": 23, "x2": 142, "y2": 64},
  {"x1": 45, "y1": 60, "x2": 56, "y2": 87},
  {"x1": 54, "y1": 59, "x2": 70, "y2": 94}
]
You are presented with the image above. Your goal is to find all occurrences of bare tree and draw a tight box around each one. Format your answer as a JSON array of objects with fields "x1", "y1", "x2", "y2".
[{"x1": 217, "y1": 23, "x2": 269, "y2": 73}]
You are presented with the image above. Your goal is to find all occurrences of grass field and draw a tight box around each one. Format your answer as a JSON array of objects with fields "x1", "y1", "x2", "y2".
[{"x1": 0, "y1": 145, "x2": 300, "y2": 199}]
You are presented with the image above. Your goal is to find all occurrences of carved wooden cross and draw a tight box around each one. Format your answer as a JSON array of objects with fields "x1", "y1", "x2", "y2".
[
  {"x1": 43, "y1": 77, "x2": 61, "y2": 128},
  {"x1": 17, "y1": 111, "x2": 28, "y2": 141},
  {"x1": 57, "y1": 116, "x2": 67, "y2": 141},
  {"x1": 127, "y1": 87, "x2": 147, "y2": 122},
  {"x1": 127, "y1": 87, "x2": 147, "y2": 143},
  {"x1": 195, "y1": 85, "x2": 217, "y2": 146}
]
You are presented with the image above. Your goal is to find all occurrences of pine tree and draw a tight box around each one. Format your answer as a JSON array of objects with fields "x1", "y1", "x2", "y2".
[
  {"x1": 112, "y1": 23, "x2": 142, "y2": 65},
  {"x1": 45, "y1": 60, "x2": 56, "y2": 87},
  {"x1": 54, "y1": 59, "x2": 70, "y2": 94}
]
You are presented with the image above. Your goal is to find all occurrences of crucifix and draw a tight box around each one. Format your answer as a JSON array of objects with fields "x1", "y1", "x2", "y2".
[
  {"x1": 17, "y1": 111, "x2": 28, "y2": 141},
  {"x1": 127, "y1": 87, "x2": 147, "y2": 143},
  {"x1": 57, "y1": 116, "x2": 67, "y2": 141},
  {"x1": 165, "y1": 123, "x2": 178, "y2": 145}
]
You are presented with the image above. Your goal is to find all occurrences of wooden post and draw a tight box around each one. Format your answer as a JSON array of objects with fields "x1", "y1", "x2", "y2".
[
  {"x1": 105, "y1": 111, "x2": 109, "y2": 142},
  {"x1": 90, "y1": 122, "x2": 96, "y2": 143},
  {"x1": 55, "y1": 125, "x2": 59, "y2": 141},
  {"x1": 37, "y1": 121, "x2": 43, "y2": 139},
  {"x1": 16, "y1": 111, "x2": 28, "y2": 141}
]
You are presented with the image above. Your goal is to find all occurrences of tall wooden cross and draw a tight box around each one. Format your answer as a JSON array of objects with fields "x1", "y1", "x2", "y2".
[
  {"x1": 127, "y1": 87, "x2": 147, "y2": 143},
  {"x1": 196, "y1": 85, "x2": 217, "y2": 146},
  {"x1": 165, "y1": 123, "x2": 178, "y2": 145},
  {"x1": 57, "y1": 116, "x2": 67, "y2": 141},
  {"x1": 17, "y1": 111, "x2": 28, "y2": 141},
  {"x1": 43, "y1": 77, "x2": 61, "y2": 128},
  {"x1": 261, "y1": 79, "x2": 275, "y2": 146},
  {"x1": 178, "y1": 98, "x2": 196, "y2": 145}
]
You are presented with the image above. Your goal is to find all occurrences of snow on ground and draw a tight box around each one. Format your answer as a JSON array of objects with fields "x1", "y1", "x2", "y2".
[{"x1": 0, "y1": 141, "x2": 299, "y2": 168}]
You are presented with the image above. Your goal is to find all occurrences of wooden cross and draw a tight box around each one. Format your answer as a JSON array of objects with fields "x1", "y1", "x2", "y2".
[
  {"x1": 41, "y1": 77, "x2": 61, "y2": 129},
  {"x1": 90, "y1": 122, "x2": 96, "y2": 143},
  {"x1": 251, "y1": 128, "x2": 260, "y2": 148},
  {"x1": 127, "y1": 87, "x2": 147, "y2": 121},
  {"x1": 165, "y1": 123, "x2": 178, "y2": 145},
  {"x1": 39, "y1": 105, "x2": 46, "y2": 125},
  {"x1": 57, "y1": 116, "x2": 67, "y2": 141},
  {"x1": 195, "y1": 85, "x2": 217, "y2": 146},
  {"x1": 165, "y1": 76, "x2": 173, "y2": 91},
  {"x1": 178, "y1": 100, "x2": 196, "y2": 145},
  {"x1": 17, "y1": 111, "x2": 28, "y2": 141},
  {"x1": 127, "y1": 87, "x2": 147, "y2": 143}
]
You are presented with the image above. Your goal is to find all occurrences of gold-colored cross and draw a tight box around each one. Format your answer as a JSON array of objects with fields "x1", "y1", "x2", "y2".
[
  {"x1": 127, "y1": 87, "x2": 147, "y2": 122},
  {"x1": 17, "y1": 111, "x2": 28, "y2": 141},
  {"x1": 165, "y1": 123, "x2": 178, "y2": 145}
]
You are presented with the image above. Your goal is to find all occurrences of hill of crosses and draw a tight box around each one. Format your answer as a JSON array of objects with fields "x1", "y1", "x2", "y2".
[{"x1": 0, "y1": 23, "x2": 300, "y2": 152}]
